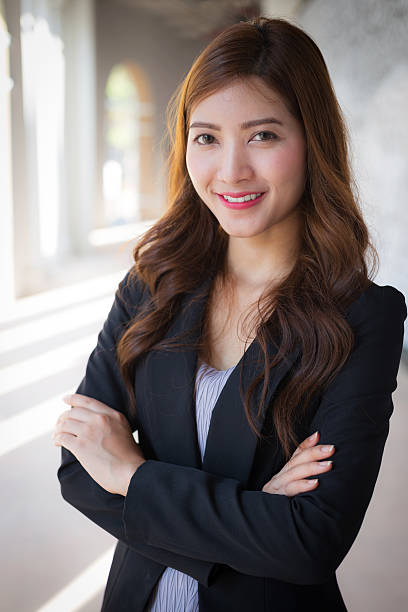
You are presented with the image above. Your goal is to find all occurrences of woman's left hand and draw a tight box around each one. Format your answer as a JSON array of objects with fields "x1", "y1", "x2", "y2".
[{"x1": 53, "y1": 394, "x2": 146, "y2": 496}]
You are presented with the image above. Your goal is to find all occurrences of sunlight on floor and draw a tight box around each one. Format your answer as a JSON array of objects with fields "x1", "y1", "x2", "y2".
[
  {"x1": 0, "y1": 295, "x2": 113, "y2": 353},
  {"x1": 0, "y1": 335, "x2": 97, "y2": 396},
  {"x1": 35, "y1": 547, "x2": 115, "y2": 612},
  {"x1": 0, "y1": 391, "x2": 73, "y2": 457},
  {"x1": 0, "y1": 269, "x2": 127, "y2": 324}
]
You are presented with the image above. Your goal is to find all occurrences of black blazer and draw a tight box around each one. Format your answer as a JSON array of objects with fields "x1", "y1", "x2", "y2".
[{"x1": 58, "y1": 270, "x2": 406, "y2": 612}]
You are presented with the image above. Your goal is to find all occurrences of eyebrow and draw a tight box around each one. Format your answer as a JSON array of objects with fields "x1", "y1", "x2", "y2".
[{"x1": 189, "y1": 117, "x2": 284, "y2": 130}]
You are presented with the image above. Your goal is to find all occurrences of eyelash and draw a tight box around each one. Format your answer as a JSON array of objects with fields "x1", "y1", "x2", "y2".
[{"x1": 192, "y1": 131, "x2": 279, "y2": 145}]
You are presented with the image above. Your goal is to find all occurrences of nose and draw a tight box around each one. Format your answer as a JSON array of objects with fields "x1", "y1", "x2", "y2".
[{"x1": 217, "y1": 142, "x2": 254, "y2": 184}]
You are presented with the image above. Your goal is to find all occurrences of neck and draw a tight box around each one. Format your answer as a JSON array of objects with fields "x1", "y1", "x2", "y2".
[{"x1": 225, "y1": 213, "x2": 301, "y2": 291}]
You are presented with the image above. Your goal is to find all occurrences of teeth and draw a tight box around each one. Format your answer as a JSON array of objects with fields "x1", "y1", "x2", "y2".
[{"x1": 222, "y1": 193, "x2": 262, "y2": 203}]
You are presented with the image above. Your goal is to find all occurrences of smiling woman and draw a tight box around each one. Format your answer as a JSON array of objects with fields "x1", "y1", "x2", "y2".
[
  {"x1": 56, "y1": 16, "x2": 406, "y2": 612},
  {"x1": 186, "y1": 77, "x2": 306, "y2": 261}
]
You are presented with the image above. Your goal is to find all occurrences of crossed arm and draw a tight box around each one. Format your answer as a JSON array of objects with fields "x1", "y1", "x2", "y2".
[{"x1": 56, "y1": 270, "x2": 407, "y2": 586}]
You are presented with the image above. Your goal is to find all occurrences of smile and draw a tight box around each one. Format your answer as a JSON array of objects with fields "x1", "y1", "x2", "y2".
[{"x1": 217, "y1": 192, "x2": 265, "y2": 209}]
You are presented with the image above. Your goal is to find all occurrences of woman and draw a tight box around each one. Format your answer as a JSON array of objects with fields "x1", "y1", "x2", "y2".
[{"x1": 53, "y1": 16, "x2": 406, "y2": 612}]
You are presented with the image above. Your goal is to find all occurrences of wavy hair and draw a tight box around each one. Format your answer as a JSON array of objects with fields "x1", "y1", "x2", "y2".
[{"x1": 116, "y1": 16, "x2": 378, "y2": 461}]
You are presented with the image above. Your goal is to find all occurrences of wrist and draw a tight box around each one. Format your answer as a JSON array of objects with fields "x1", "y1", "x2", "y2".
[{"x1": 122, "y1": 459, "x2": 146, "y2": 496}]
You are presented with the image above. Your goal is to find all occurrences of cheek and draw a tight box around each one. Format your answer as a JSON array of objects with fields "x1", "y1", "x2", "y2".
[
  {"x1": 266, "y1": 141, "x2": 306, "y2": 185},
  {"x1": 186, "y1": 151, "x2": 213, "y2": 193}
]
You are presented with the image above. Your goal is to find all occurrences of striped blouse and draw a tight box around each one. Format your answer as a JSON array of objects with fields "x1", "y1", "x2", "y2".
[{"x1": 145, "y1": 360, "x2": 236, "y2": 612}]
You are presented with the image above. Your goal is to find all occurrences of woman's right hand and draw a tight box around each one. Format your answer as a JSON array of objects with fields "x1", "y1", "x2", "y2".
[{"x1": 261, "y1": 431, "x2": 335, "y2": 496}]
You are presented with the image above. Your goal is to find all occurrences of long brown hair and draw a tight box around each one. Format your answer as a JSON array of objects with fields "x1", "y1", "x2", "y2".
[{"x1": 116, "y1": 16, "x2": 378, "y2": 461}]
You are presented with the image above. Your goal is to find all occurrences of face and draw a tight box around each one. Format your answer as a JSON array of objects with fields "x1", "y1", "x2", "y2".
[{"x1": 185, "y1": 77, "x2": 307, "y2": 240}]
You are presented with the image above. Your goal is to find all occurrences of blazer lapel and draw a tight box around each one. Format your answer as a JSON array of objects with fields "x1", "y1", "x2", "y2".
[
  {"x1": 134, "y1": 279, "x2": 211, "y2": 470},
  {"x1": 202, "y1": 339, "x2": 301, "y2": 486},
  {"x1": 134, "y1": 278, "x2": 301, "y2": 488}
]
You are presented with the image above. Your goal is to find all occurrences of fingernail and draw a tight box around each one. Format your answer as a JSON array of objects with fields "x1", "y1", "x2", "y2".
[
  {"x1": 308, "y1": 432, "x2": 318, "y2": 441},
  {"x1": 307, "y1": 479, "x2": 318, "y2": 485},
  {"x1": 321, "y1": 445, "x2": 334, "y2": 453}
]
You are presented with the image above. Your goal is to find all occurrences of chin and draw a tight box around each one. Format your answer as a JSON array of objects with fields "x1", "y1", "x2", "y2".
[{"x1": 220, "y1": 224, "x2": 267, "y2": 238}]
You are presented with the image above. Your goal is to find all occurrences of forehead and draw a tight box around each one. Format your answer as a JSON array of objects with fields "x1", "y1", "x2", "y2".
[{"x1": 189, "y1": 77, "x2": 289, "y2": 120}]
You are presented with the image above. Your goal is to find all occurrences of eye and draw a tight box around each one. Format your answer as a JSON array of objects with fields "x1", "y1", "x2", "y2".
[
  {"x1": 193, "y1": 133, "x2": 216, "y2": 145},
  {"x1": 252, "y1": 131, "x2": 279, "y2": 142}
]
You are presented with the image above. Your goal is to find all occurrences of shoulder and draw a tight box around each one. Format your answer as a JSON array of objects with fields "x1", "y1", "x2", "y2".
[
  {"x1": 344, "y1": 281, "x2": 407, "y2": 330},
  {"x1": 337, "y1": 281, "x2": 406, "y2": 391},
  {"x1": 315, "y1": 281, "x2": 406, "y2": 411},
  {"x1": 116, "y1": 266, "x2": 152, "y2": 318}
]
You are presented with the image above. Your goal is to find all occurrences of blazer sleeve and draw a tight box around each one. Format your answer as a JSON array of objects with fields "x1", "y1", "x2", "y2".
[
  {"x1": 122, "y1": 284, "x2": 407, "y2": 585},
  {"x1": 57, "y1": 268, "x2": 219, "y2": 587}
]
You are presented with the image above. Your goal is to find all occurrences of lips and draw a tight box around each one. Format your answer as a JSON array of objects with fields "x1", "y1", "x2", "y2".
[
  {"x1": 217, "y1": 192, "x2": 266, "y2": 210},
  {"x1": 218, "y1": 191, "x2": 263, "y2": 197}
]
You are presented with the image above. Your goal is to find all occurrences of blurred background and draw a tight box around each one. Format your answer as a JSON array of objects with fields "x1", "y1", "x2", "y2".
[{"x1": 0, "y1": 0, "x2": 407, "y2": 610}]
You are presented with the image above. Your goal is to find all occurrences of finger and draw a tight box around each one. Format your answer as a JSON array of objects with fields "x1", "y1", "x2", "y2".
[
  {"x1": 54, "y1": 417, "x2": 87, "y2": 438},
  {"x1": 53, "y1": 431, "x2": 79, "y2": 453},
  {"x1": 291, "y1": 431, "x2": 320, "y2": 460},
  {"x1": 60, "y1": 405, "x2": 102, "y2": 424},
  {"x1": 285, "y1": 460, "x2": 333, "y2": 482},
  {"x1": 282, "y1": 432, "x2": 320, "y2": 472},
  {"x1": 63, "y1": 394, "x2": 114, "y2": 415},
  {"x1": 289, "y1": 441, "x2": 335, "y2": 473},
  {"x1": 55, "y1": 409, "x2": 73, "y2": 428},
  {"x1": 55, "y1": 407, "x2": 96, "y2": 432},
  {"x1": 285, "y1": 478, "x2": 319, "y2": 497},
  {"x1": 291, "y1": 444, "x2": 335, "y2": 469}
]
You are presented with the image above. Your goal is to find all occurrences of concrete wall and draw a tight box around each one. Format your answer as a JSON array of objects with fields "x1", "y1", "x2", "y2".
[{"x1": 297, "y1": 0, "x2": 408, "y2": 298}]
